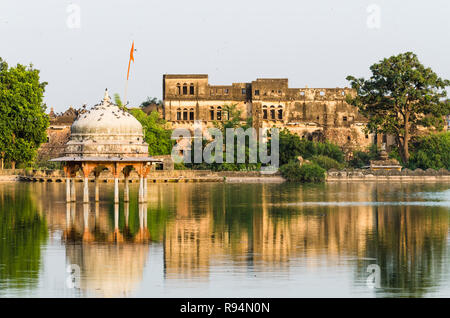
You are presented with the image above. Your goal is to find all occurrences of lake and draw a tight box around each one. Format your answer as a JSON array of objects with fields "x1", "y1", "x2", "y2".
[{"x1": 0, "y1": 181, "x2": 449, "y2": 297}]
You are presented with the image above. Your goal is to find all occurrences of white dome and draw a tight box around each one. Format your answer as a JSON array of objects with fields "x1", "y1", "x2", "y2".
[
  {"x1": 65, "y1": 90, "x2": 149, "y2": 158},
  {"x1": 71, "y1": 103, "x2": 142, "y2": 135}
]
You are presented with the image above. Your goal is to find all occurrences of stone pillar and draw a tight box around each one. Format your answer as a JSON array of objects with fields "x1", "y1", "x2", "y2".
[
  {"x1": 66, "y1": 177, "x2": 71, "y2": 203},
  {"x1": 143, "y1": 203, "x2": 147, "y2": 227},
  {"x1": 70, "y1": 177, "x2": 76, "y2": 202},
  {"x1": 94, "y1": 175, "x2": 99, "y2": 202},
  {"x1": 66, "y1": 202, "x2": 71, "y2": 229},
  {"x1": 124, "y1": 202, "x2": 130, "y2": 228},
  {"x1": 114, "y1": 203, "x2": 119, "y2": 231},
  {"x1": 83, "y1": 176, "x2": 89, "y2": 203},
  {"x1": 70, "y1": 202, "x2": 76, "y2": 223},
  {"x1": 124, "y1": 176, "x2": 129, "y2": 202},
  {"x1": 143, "y1": 177, "x2": 148, "y2": 202},
  {"x1": 114, "y1": 177, "x2": 119, "y2": 204},
  {"x1": 95, "y1": 202, "x2": 99, "y2": 228},
  {"x1": 83, "y1": 203, "x2": 89, "y2": 230},
  {"x1": 138, "y1": 175, "x2": 144, "y2": 203},
  {"x1": 139, "y1": 203, "x2": 144, "y2": 230}
]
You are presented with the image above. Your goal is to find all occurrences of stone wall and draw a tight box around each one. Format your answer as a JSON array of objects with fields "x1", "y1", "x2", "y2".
[
  {"x1": 2, "y1": 168, "x2": 449, "y2": 183},
  {"x1": 327, "y1": 168, "x2": 450, "y2": 181}
]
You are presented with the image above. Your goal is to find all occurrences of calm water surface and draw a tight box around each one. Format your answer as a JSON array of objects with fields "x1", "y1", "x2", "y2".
[{"x1": 0, "y1": 181, "x2": 449, "y2": 297}]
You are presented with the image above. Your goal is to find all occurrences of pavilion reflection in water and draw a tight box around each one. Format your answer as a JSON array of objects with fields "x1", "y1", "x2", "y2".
[
  {"x1": 24, "y1": 182, "x2": 450, "y2": 297},
  {"x1": 62, "y1": 202, "x2": 150, "y2": 297}
]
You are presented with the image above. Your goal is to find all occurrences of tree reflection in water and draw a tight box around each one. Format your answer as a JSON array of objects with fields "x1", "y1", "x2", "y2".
[
  {"x1": 0, "y1": 183, "x2": 48, "y2": 291},
  {"x1": 0, "y1": 182, "x2": 448, "y2": 297}
]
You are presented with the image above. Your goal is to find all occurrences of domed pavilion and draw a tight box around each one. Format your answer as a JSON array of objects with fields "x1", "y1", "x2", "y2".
[{"x1": 52, "y1": 89, "x2": 161, "y2": 203}]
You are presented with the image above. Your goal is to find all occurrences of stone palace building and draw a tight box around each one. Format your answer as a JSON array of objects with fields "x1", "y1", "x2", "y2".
[{"x1": 163, "y1": 74, "x2": 374, "y2": 153}]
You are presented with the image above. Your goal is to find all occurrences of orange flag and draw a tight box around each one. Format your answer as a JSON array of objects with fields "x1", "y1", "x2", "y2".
[{"x1": 127, "y1": 41, "x2": 135, "y2": 80}]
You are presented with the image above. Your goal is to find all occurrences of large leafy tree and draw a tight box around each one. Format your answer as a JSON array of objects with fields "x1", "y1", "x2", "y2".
[
  {"x1": 346, "y1": 52, "x2": 449, "y2": 163},
  {"x1": 0, "y1": 58, "x2": 49, "y2": 168},
  {"x1": 129, "y1": 109, "x2": 173, "y2": 155}
]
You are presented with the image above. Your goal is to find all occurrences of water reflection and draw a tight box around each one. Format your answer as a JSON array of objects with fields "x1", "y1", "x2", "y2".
[
  {"x1": 62, "y1": 202, "x2": 150, "y2": 297},
  {"x1": 0, "y1": 182, "x2": 449, "y2": 297},
  {"x1": 0, "y1": 184, "x2": 48, "y2": 291}
]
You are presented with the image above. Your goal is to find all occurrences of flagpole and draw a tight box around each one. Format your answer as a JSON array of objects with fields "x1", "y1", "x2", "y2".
[
  {"x1": 124, "y1": 59, "x2": 131, "y2": 106},
  {"x1": 123, "y1": 81, "x2": 128, "y2": 107},
  {"x1": 124, "y1": 41, "x2": 134, "y2": 107}
]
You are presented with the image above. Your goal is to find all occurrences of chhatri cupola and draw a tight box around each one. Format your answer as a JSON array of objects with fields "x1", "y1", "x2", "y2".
[
  {"x1": 66, "y1": 89, "x2": 148, "y2": 158},
  {"x1": 52, "y1": 89, "x2": 161, "y2": 205}
]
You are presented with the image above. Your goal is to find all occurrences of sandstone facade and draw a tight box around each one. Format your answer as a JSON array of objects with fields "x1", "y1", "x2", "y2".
[{"x1": 163, "y1": 74, "x2": 375, "y2": 153}]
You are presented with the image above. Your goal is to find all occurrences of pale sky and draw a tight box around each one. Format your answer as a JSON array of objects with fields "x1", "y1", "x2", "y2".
[{"x1": 0, "y1": 0, "x2": 449, "y2": 112}]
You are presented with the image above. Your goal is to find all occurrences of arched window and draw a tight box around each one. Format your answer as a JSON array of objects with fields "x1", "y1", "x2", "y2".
[
  {"x1": 270, "y1": 105, "x2": 275, "y2": 120},
  {"x1": 189, "y1": 83, "x2": 194, "y2": 95},
  {"x1": 176, "y1": 108, "x2": 181, "y2": 120},
  {"x1": 263, "y1": 105, "x2": 268, "y2": 119},
  {"x1": 217, "y1": 106, "x2": 222, "y2": 121},
  {"x1": 176, "y1": 83, "x2": 181, "y2": 95},
  {"x1": 183, "y1": 108, "x2": 188, "y2": 120},
  {"x1": 277, "y1": 107, "x2": 283, "y2": 120},
  {"x1": 210, "y1": 106, "x2": 215, "y2": 120},
  {"x1": 189, "y1": 108, "x2": 194, "y2": 120},
  {"x1": 182, "y1": 83, "x2": 188, "y2": 95}
]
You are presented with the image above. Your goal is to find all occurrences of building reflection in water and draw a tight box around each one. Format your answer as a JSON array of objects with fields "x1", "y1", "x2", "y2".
[
  {"x1": 159, "y1": 183, "x2": 449, "y2": 296},
  {"x1": 8, "y1": 181, "x2": 449, "y2": 297},
  {"x1": 63, "y1": 201, "x2": 150, "y2": 297}
]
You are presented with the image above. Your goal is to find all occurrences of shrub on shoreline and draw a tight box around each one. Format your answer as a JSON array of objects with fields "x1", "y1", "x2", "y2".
[
  {"x1": 408, "y1": 132, "x2": 450, "y2": 170},
  {"x1": 310, "y1": 155, "x2": 343, "y2": 171},
  {"x1": 280, "y1": 162, "x2": 326, "y2": 182}
]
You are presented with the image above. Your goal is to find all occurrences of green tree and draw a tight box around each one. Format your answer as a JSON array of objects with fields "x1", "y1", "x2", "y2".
[
  {"x1": 278, "y1": 129, "x2": 344, "y2": 165},
  {"x1": 407, "y1": 132, "x2": 450, "y2": 170},
  {"x1": 114, "y1": 93, "x2": 125, "y2": 110},
  {"x1": 0, "y1": 58, "x2": 49, "y2": 168},
  {"x1": 140, "y1": 96, "x2": 162, "y2": 108},
  {"x1": 129, "y1": 109, "x2": 174, "y2": 155},
  {"x1": 188, "y1": 104, "x2": 261, "y2": 171},
  {"x1": 346, "y1": 52, "x2": 449, "y2": 163}
]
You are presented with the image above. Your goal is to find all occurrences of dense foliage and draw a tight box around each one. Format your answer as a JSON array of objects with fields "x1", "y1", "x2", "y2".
[
  {"x1": 280, "y1": 161, "x2": 326, "y2": 182},
  {"x1": 0, "y1": 58, "x2": 49, "y2": 168},
  {"x1": 188, "y1": 105, "x2": 262, "y2": 171},
  {"x1": 346, "y1": 52, "x2": 449, "y2": 164},
  {"x1": 348, "y1": 144, "x2": 379, "y2": 168},
  {"x1": 140, "y1": 96, "x2": 162, "y2": 108},
  {"x1": 407, "y1": 132, "x2": 450, "y2": 170},
  {"x1": 129, "y1": 109, "x2": 174, "y2": 155},
  {"x1": 310, "y1": 155, "x2": 344, "y2": 171},
  {"x1": 278, "y1": 129, "x2": 344, "y2": 165}
]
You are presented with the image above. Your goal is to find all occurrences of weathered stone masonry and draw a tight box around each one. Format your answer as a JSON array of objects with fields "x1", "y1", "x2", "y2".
[{"x1": 163, "y1": 74, "x2": 374, "y2": 154}]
